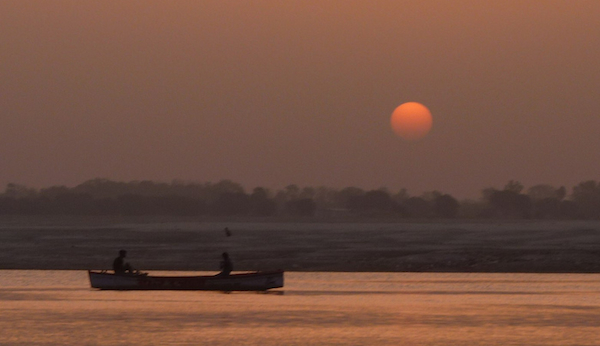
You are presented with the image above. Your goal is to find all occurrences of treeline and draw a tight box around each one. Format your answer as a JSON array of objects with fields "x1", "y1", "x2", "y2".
[{"x1": 1, "y1": 178, "x2": 600, "y2": 219}]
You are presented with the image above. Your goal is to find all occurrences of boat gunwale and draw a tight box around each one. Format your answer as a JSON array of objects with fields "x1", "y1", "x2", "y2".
[{"x1": 88, "y1": 269, "x2": 284, "y2": 280}]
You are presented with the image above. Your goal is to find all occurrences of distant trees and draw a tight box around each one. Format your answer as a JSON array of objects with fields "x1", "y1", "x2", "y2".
[
  {"x1": 0, "y1": 178, "x2": 599, "y2": 220},
  {"x1": 402, "y1": 196, "x2": 431, "y2": 218},
  {"x1": 527, "y1": 184, "x2": 567, "y2": 219},
  {"x1": 249, "y1": 188, "x2": 277, "y2": 216},
  {"x1": 285, "y1": 198, "x2": 316, "y2": 216},
  {"x1": 572, "y1": 181, "x2": 600, "y2": 219},
  {"x1": 347, "y1": 190, "x2": 393, "y2": 215},
  {"x1": 486, "y1": 181, "x2": 532, "y2": 218},
  {"x1": 434, "y1": 194, "x2": 460, "y2": 218},
  {"x1": 480, "y1": 180, "x2": 582, "y2": 220}
]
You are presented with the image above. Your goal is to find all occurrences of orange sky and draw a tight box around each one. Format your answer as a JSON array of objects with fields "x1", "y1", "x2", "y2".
[{"x1": 1, "y1": 1, "x2": 599, "y2": 198}]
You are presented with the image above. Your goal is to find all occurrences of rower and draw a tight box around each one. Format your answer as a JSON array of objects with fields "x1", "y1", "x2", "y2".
[
  {"x1": 218, "y1": 252, "x2": 233, "y2": 276},
  {"x1": 113, "y1": 249, "x2": 133, "y2": 274}
]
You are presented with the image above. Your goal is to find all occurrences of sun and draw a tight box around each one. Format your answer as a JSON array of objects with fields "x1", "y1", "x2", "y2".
[{"x1": 390, "y1": 102, "x2": 433, "y2": 141}]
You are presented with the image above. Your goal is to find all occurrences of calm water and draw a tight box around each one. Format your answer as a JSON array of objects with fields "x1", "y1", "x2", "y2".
[{"x1": 1, "y1": 271, "x2": 600, "y2": 345}]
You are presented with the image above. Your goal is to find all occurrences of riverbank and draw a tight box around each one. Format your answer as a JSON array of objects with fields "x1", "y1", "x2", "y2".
[{"x1": 1, "y1": 216, "x2": 599, "y2": 272}]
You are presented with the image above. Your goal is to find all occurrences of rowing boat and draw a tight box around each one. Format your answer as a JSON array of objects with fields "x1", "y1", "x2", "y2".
[{"x1": 88, "y1": 270, "x2": 284, "y2": 291}]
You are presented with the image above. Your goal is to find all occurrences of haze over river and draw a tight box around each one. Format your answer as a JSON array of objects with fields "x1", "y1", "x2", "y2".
[
  {"x1": 1, "y1": 271, "x2": 600, "y2": 345},
  {"x1": 2, "y1": 218, "x2": 600, "y2": 272}
]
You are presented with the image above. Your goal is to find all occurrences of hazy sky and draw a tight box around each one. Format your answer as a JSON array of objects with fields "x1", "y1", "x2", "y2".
[{"x1": 2, "y1": 1, "x2": 599, "y2": 198}]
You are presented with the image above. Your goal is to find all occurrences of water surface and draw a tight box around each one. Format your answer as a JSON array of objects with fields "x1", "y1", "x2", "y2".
[{"x1": 1, "y1": 271, "x2": 599, "y2": 345}]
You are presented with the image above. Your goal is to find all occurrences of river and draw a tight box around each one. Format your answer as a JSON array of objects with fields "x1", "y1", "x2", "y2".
[{"x1": 1, "y1": 271, "x2": 599, "y2": 345}]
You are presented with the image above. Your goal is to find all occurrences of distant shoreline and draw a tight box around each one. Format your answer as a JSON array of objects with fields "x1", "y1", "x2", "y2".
[{"x1": 1, "y1": 216, "x2": 600, "y2": 273}]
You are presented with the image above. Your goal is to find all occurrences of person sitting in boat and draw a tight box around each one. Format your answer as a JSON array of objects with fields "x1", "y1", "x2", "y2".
[
  {"x1": 113, "y1": 249, "x2": 133, "y2": 274},
  {"x1": 218, "y1": 252, "x2": 233, "y2": 276}
]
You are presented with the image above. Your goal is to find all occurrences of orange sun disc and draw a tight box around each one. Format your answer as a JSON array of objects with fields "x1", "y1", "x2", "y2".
[{"x1": 390, "y1": 102, "x2": 433, "y2": 140}]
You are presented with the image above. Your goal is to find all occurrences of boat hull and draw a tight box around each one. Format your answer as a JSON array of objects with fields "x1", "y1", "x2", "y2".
[{"x1": 88, "y1": 270, "x2": 284, "y2": 291}]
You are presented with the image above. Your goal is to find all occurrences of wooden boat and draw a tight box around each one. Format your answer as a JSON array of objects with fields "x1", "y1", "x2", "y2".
[{"x1": 88, "y1": 270, "x2": 284, "y2": 291}]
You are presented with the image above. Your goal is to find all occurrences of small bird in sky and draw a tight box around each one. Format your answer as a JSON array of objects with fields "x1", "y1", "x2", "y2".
[{"x1": 224, "y1": 227, "x2": 232, "y2": 237}]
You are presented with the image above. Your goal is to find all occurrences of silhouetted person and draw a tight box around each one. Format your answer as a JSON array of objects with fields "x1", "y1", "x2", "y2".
[
  {"x1": 113, "y1": 249, "x2": 133, "y2": 274},
  {"x1": 224, "y1": 227, "x2": 232, "y2": 237},
  {"x1": 219, "y1": 252, "x2": 233, "y2": 276}
]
